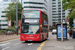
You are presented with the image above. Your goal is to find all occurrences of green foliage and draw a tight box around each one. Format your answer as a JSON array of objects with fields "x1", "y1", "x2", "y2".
[
  {"x1": 0, "y1": 30, "x2": 7, "y2": 35},
  {"x1": 62, "y1": 0, "x2": 75, "y2": 27},
  {"x1": 69, "y1": 18, "x2": 73, "y2": 28},
  {"x1": 5, "y1": 2, "x2": 23, "y2": 21},
  {"x1": 62, "y1": 0, "x2": 75, "y2": 18},
  {"x1": 0, "y1": 27, "x2": 17, "y2": 35},
  {"x1": 62, "y1": 0, "x2": 71, "y2": 10},
  {"x1": 6, "y1": 26, "x2": 17, "y2": 32}
]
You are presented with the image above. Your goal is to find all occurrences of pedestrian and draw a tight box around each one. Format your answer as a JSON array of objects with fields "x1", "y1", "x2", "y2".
[
  {"x1": 72, "y1": 28, "x2": 75, "y2": 38},
  {"x1": 69, "y1": 28, "x2": 73, "y2": 37}
]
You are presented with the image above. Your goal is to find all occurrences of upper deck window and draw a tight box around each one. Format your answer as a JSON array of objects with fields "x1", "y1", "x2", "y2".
[{"x1": 23, "y1": 10, "x2": 40, "y2": 18}]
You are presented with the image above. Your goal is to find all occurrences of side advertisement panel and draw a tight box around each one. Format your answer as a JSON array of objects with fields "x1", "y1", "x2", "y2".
[{"x1": 57, "y1": 24, "x2": 67, "y2": 39}]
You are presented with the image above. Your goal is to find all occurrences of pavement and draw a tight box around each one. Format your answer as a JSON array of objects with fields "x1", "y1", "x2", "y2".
[
  {"x1": 41, "y1": 33, "x2": 75, "y2": 50},
  {"x1": 0, "y1": 34, "x2": 20, "y2": 42}
]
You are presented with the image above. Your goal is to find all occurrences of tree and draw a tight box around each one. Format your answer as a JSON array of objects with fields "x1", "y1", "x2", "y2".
[
  {"x1": 5, "y1": 2, "x2": 23, "y2": 22},
  {"x1": 62, "y1": 0, "x2": 75, "y2": 18},
  {"x1": 62, "y1": 0, "x2": 75, "y2": 27},
  {"x1": 69, "y1": 18, "x2": 73, "y2": 28}
]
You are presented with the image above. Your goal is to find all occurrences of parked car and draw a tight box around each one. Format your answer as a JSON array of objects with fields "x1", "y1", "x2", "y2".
[
  {"x1": 6, "y1": 31, "x2": 13, "y2": 35},
  {"x1": 52, "y1": 29, "x2": 57, "y2": 34}
]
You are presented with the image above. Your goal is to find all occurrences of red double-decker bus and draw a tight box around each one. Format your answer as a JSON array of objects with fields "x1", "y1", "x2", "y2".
[{"x1": 20, "y1": 9, "x2": 48, "y2": 41}]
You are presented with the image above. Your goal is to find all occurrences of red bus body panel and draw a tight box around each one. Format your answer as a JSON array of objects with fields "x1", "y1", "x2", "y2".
[{"x1": 20, "y1": 33, "x2": 41, "y2": 41}]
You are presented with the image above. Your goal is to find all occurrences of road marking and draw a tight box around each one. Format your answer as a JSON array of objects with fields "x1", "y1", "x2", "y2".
[
  {"x1": 37, "y1": 41, "x2": 47, "y2": 50},
  {"x1": 40, "y1": 41, "x2": 46, "y2": 46},
  {"x1": 0, "y1": 42, "x2": 10, "y2": 46},
  {"x1": 37, "y1": 47, "x2": 42, "y2": 50},
  {"x1": 37, "y1": 36, "x2": 56, "y2": 50},
  {"x1": 2, "y1": 46, "x2": 9, "y2": 50},
  {"x1": 28, "y1": 43, "x2": 33, "y2": 45},
  {"x1": 14, "y1": 42, "x2": 21, "y2": 46},
  {"x1": 0, "y1": 38, "x2": 20, "y2": 43}
]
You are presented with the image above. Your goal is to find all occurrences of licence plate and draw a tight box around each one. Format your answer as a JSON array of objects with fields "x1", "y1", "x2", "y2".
[{"x1": 28, "y1": 40, "x2": 32, "y2": 41}]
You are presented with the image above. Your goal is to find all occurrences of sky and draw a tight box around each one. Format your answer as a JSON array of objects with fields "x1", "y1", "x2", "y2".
[{"x1": 0, "y1": 0, "x2": 2, "y2": 2}]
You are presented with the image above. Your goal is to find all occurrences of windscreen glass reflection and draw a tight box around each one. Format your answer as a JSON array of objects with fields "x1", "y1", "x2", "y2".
[{"x1": 21, "y1": 25, "x2": 40, "y2": 34}]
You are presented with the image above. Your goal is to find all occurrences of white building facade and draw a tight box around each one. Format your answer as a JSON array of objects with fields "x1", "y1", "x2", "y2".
[
  {"x1": 48, "y1": 0, "x2": 69, "y2": 26},
  {"x1": 0, "y1": 0, "x2": 17, "y2": 30},
  {"x1": 21, "y1": 0, "x2": 48, "y2": 14}
]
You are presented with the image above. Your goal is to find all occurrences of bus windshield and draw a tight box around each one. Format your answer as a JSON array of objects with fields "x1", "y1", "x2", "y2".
[
  {"x1": 23, "y1": 10, "x2": 40, "y2": 18},
  {"x1": 21, "y1": 25, "x2": 40, "y2": 34}
]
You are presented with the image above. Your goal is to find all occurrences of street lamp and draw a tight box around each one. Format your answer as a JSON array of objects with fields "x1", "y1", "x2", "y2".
[
  {"x1": 16, "y1": 0, "x2": 18, "y2": 35},
  {"x1": 61, "y1": 0, "x2": 63, "y2": 41}
]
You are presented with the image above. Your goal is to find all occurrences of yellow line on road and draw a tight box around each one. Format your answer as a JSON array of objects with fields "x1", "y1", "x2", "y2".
[
  {"x1": 37, "y1": 36, "x2": 56, "y2": 50},
  {"x1": 40, "y1": 41, "x2": 46, "y2": 46},
  {"x1": 37, "y1": 47, "x2": 42, "y2": 50},
  {"x1": 37, "y1": 41, "x2": 46, "y2": 50},
  {"x1": 0, "y1": 38, "x2": 20, "y2": 43}
]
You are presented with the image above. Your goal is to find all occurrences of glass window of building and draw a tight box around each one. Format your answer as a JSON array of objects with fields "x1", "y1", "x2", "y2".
[
  {"x1": 52, "y1": 19, "x2": 58, "y2": 21},
  {"x1": 52, "y1": 5, "x2": 56, "y2": 7},
  {"x1": 58, "y1": 2, "x2": 61, "y2": 4},
  {"x1": 11, "y1": 0, "x2": 16, "y2": 2},
  {"x1": 24, "y1": 2, "x2": 43, "y2": 4},
  {"x1": 52, "y1": 17, "x2": 59, "y2": 18},
  {"x1": 58, "y1": 8, "x2": 61, "y2": 9},
  {"x1": 3, "y1": 0, "x2": 8, "y2": 2},
  {"x1": 24, "y1": 6, "x2": 47, "y2": 10},
  {"x1": 58, "y1": 0, "x2": 60, "y2": 1},
  {"x1": 52, "y1": 14, "x2": 58, "y2": 15},
  {"x1": 44, "y1": 0, "x2": 47, "y2": 3},
  {"x1": 52, "y1": 11, "x2": 56, "y2": 12},
  {"x1": 52, "y1": 3, "x2": 56, "y2": 4},
  {"x1": 1, "y1": 16, "x2": 5, "y2": 17},
  {"x1": 52, "y1": 0, "x2": 56, "y2": 1},
  {"x1": 24, "y1": 2, "x2": 47, "y2": 7},
  {"x1": 2, "y1": 11, "x2": 6, "y2": 13},
  {"x1": 1, "y1": 24, "x2": 7, "y2": 26},
  {"x1": 52, "y1": 8, "x2": 56, "y2": 10},
  {"x1": 24, "y1": 6, "x2": 43, "y2": 9},
  {"x1": 58, "y1": 5, "x2": 61, "y2": 7}
]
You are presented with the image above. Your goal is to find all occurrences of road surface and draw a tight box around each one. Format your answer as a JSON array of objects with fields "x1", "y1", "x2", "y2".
[{"x1": 0, "y1": 32, "x2": 55, "y2": 50}]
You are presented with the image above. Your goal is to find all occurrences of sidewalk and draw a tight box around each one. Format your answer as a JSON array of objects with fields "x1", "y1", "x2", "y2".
[
  {"x1": 42, "y1": 35, "x2": 75, "y2": 50},
  {"x1": 0, "y1": 34, "x2": 20, "y2": 42},
  {"x1": 49, "y1": 31, "x2": 52, "y2": 34}
]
